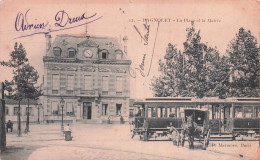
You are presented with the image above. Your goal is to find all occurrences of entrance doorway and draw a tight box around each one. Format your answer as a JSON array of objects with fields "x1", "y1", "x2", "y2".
[
  {"x1": 223, "y1": 106, "x2": 231, "y2": 132},
  {"x1": 116, "y1": 104, "x2": 122, "y2": 116},
  {"x1": 83, "y1": 102, "x2": 92, "y2": 119},
  {"x1": 211, "y1": 104, "x2": 231, "y2": 134}
]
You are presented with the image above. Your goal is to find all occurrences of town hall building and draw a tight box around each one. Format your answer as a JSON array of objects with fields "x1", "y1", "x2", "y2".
[{"x1": 42, "y1": 33, "x2": 131, "y2": 123}]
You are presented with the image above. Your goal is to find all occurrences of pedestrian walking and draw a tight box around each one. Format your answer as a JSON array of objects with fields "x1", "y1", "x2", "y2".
[{"x1": 120, "y1": 116, "x2": 124, "y2": 124}]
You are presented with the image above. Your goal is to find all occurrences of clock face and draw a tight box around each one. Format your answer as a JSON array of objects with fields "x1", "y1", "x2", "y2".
[{"x1": 84, "y1": 49, "x2": 93, "y2": 58}]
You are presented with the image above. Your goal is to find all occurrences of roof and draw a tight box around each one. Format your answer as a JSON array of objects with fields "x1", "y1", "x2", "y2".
[
  {"x1": 184, "y1": 108, "x2": 208, "y2": 112},
  {"x1": 4, "y1": 98, "x2": 39, "y2": 105},
  {"x1": 145, "y1": 97, "x2": 193, "y2": 101},
  {"x1": 48, "y1": 34, "x2": 122, "y2": 59},
  {"x1": 134, "y1": 97, "x2": 260, "y2": 105}
]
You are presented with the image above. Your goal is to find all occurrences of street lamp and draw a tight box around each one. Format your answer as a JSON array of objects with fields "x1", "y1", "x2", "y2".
[
  {"x1": 60, "y1": 97, "x2": 65, "y2": 132},
  {"x1": 36, "y1": 103, "x2": 42, "y2": 124}
]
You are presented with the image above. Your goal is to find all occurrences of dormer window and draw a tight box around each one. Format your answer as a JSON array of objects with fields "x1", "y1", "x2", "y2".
[
  {"x1": 53, "y1": 47, "x2": 61, "y2": 57},
  {"x1": 116, "y1": 53, "x2": 122, "y2": 59},
  {"x1": 115, "y1": 50, "x2": 123, "y2": 60},
  {"x1": 102, "y1": 52, "x2": 108, "y2": 59},
  {"x1": 68, "y1": 48, "x2": 76, "y2": 58},
  {"x1": 100, "y1": 50, "x2": 109, "y2": 59}
]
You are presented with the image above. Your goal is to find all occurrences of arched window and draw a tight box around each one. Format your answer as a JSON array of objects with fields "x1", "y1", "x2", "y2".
[
  {"x1": 68, "y1": 48, "x2": 76, "y2": 58},
  {"x1": 102, "y1": 52, "x2": 108, "y2": 59},
  {"x1": 100, "y1": 50, "x2": 109, "y2": 59},
  {"x1": 115, "y1": 50, "x2": 123, "y2": 60},
  {"x1": 53, "y1": 47, "x2": 61, "y2": 57}
]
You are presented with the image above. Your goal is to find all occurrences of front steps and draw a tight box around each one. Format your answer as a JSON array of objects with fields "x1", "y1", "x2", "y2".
[
  {"x1": 76, "y1": 119, "x2": 101, "y2": 124},
  {"x1": 210, "y1": 134, "x2": 233, "y2": 141}
]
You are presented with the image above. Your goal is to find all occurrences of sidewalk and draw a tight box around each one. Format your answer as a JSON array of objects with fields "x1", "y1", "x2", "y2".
[
  {"x1": 1, "y1": 123, "x2": 260, "y2": 160},
  {"x1": 7, "y1": 124, "x2": 63, "y2": 143}
]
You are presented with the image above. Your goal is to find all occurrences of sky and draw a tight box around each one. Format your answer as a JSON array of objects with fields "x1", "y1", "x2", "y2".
[{"x1": 0, "y1": 0, "x2": 259, "y2": 99}]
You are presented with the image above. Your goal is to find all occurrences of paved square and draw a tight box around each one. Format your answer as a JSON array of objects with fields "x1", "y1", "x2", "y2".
[{"x1": 1, "y1": 123, "x2": 259, "y2": 160}]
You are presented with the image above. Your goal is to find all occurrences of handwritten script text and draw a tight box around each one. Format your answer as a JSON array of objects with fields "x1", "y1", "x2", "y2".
[{"x1": 14, "y1": 9, "x2": 102, "y2": 39}]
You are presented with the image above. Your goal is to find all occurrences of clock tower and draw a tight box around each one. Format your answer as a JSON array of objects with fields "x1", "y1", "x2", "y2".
[
  {"x1": 77, "y1": 39, "x2": 99, "y2": 59},
  {"x1": 84, "y1": 49, "x2": 93, "y2": 58}
]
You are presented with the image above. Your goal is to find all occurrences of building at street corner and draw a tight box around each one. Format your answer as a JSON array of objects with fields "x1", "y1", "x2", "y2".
[{"x1": 42, "y1": 33, "x2": 131, "y2": 123}]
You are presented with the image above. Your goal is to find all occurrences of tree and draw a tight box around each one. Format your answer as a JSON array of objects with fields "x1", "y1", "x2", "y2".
[
  {"x1": 0, "y1": 43, "x2": 28, "y2": 136},
  {"x1": 151, "y1": 44, "x2": 189, "y2": 97},
  {"x1": 151, "y1": 23, "x2": 227, "y2": 98},
  {"x1": 227, "y1": 28, "x2": 259, "y2": 97},
  {"x1": 16, "y1": 64, "x2": 42, "y2": 133},
  {"x1": 0, "y1": 43, "x2": 41, "y2": 135},
  {"x1": 182, "y1": 24, "x2": 220, "y2": 98},
  {"x1": 206, "y1": 55, "x2": 231, "y2": 98}
]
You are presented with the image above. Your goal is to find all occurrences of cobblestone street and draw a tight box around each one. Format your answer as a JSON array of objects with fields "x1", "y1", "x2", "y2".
[{"x1": 1, "y1": 123, "x2": 259, "y2": 160}]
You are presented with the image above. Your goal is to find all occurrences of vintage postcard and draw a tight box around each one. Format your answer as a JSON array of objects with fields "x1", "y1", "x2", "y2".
[{"x1": 0, "y1": 0, "x2": 259, "y2": 160}]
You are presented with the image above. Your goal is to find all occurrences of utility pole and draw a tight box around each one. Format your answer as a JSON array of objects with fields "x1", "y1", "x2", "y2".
[{"x1": 0, "y1": 82, "x2": 6, "y2": 152}]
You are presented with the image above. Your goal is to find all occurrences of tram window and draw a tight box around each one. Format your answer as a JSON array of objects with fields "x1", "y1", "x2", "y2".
[
  {"x1": 169, "y1": 107, "x2": 176, "y2": 118},
  {"x1": 212, "y1": 105, "x2": 219, "y2": 119},
  {"x1": 224, "y1": 106, "x2": 231, "y2": 119},
  {"x1": 166, "y1": 108, "x2": 170, "y2": 117},
  {"x1": 162, "y1": 108, "x2": 167, "y2": 118},
  {"x1": 148, "y1": 108, "x2": 152, "y2": 118},
  {"x1": 157, "y1": 108, "x2": 161, "y2": 118},
  {"x1": 157, "y1": 107, "x2": 164, "y2": 118},
  {"x1": 208, "y1": 105, "x2": 213, "y2": 119},
  {"x1": 180, "y1": 107, "x2": 186, "y2": 118},
  {"x1": 244, "y1": 106, "x2": 253, "y2": 118},
  {"x1": 255, "y1": 106, "x2": 260, "y2": 118},
  {"x1": 178, "y1": 107, "x2": 181, "y2": 118},
  {"x1": 141, "y1": 107, "x2": 145, "y2": 116},
  {"x1": 255, "y1": 107, "x2": 260, "y2": 118},
  {"x1": 175, "y1": 107, "x2": 181, "y2": 118},
  {"x1": 234, "y1": 106, "x2": 243, "y2": 118},
  {"x1": 152, "y1": 108, "x2": 156, "y2": 117},
  {"x1": 148, "y1": 108, "x2": 156, "y2": 118}
]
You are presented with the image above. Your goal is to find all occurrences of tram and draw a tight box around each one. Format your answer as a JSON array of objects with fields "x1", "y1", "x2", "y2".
[{"x1": 131, "y1": 97, "x2": 260, "y2": 141}]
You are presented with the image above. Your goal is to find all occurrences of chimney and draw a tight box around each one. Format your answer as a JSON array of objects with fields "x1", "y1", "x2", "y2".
[
  {"x1": 122, "y1": 36, "x2": 128, "y2": 55},
  {"x1": 45, "y1": 32, "x2": 52, "y2": 55}
]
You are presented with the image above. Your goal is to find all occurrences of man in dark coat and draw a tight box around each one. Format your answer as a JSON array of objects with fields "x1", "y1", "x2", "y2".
[{"x1": 6, "y1": 120, "x2": 13, "y2": 132}]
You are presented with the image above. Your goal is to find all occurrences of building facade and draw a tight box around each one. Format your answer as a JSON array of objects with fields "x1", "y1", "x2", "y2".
[
  {"x1": 42, "y1": 34, "x2": 131, "y2": 123},
  {"x1": 5, "y1": 98, "x2": 42, "y2": 123}
]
